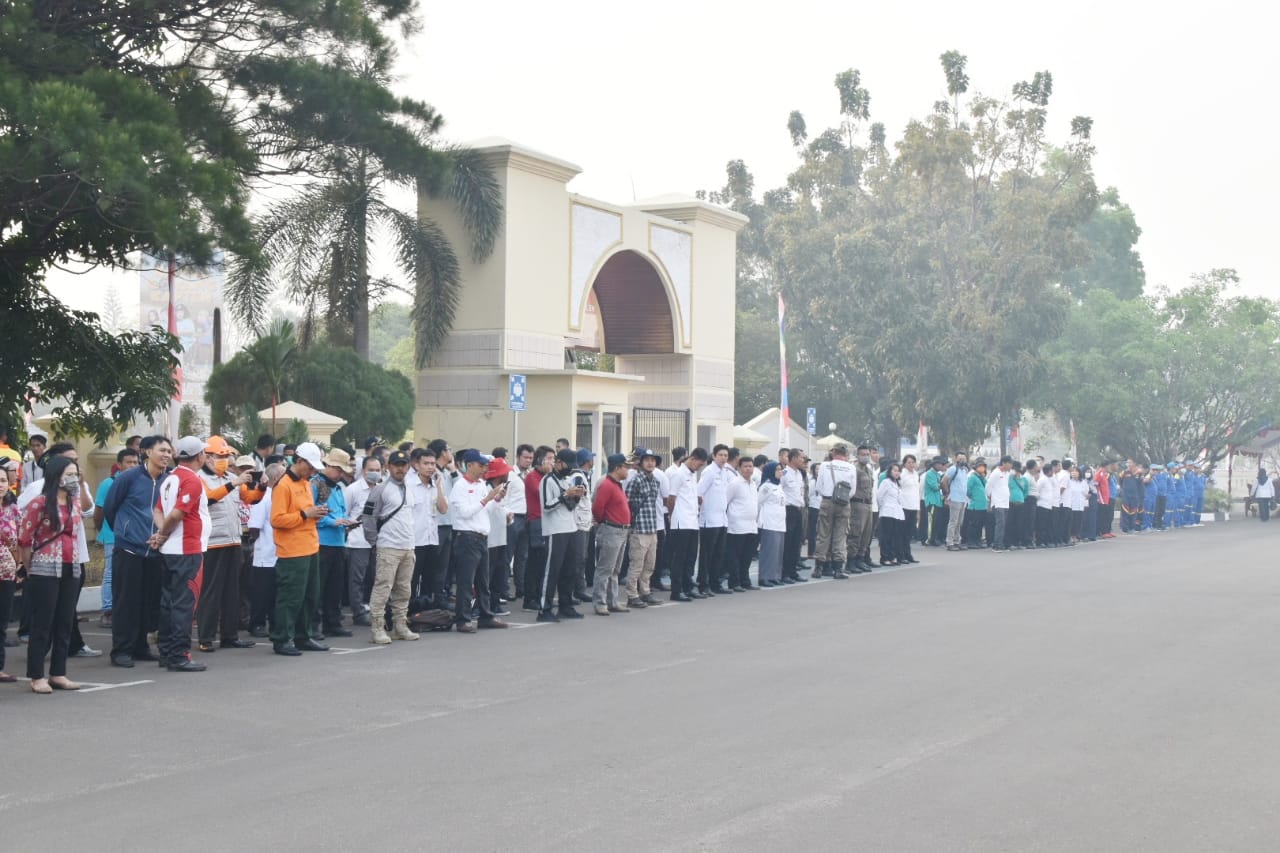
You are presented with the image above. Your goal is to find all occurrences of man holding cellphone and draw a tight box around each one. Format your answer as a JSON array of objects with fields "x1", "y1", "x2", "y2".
[
  {"x1": 269, "y1": 442, "x2": 331, "y2": 656},
  {"x1": 447, "y1": 450, "x2": 510, "y2": 632}
]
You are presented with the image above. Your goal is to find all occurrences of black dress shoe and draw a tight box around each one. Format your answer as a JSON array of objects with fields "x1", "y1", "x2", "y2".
[
  {"x1": 110, "y1": 655, "x2": 135, "y2": 668},
  {"x1": 167, "y1": 658, "x2": 207, "y2": 673},
  {"x1": 557, "y1": 607, "x2": 585, "y2": 619},
  {"x1": 791, "y1": 575, "x2": 808, "y2": 583},
  {"x1": 220, "y1": 639, "x2": 257, "y2": 649},
  {"x1": 133, "y1": 649, "x2": 159, "y2": 662},
  {"x1": 690, "y1": 591, "x2": 709, "y2": 599},
  {"x1": 574, "y1": 592, "x2": 593, "y2": 604},
  {"x1": 294, "y1": 638, "x2": 330, "y2": 652},
  {"x1": 535, "y1": 610, "x2": 561, "y2": 623},
  {"x1": 273, "y1": 642, "x2": 302, "y2": 657},
  {"x1": 715, "y1": 586, "x2": 734, "y2": 594},
  {"x1": 323, "y1": 627, "x2": 354, "y2": 638},
  {"x1": 699, "y1": 587, "x2": 716, "y2": 596},
  {"x1": 862, "y1": 558, "x2": 880, "y2": 568},
  {"x1": 670, "y1": 593, "x2": 693, "y2": 602}
]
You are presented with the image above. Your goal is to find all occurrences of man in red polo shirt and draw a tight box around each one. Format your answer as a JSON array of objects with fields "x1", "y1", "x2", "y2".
[
  {"x1": 149, "y1": 436, "x2": 211, "y2": 672},
  {"x1": 590, "y1": 453, "x2": 632, "y2": 615}
]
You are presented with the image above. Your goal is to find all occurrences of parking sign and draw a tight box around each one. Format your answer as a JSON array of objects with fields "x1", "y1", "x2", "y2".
[{"x1": 509, "y1": 374, "x2": 526, "y2": 411}]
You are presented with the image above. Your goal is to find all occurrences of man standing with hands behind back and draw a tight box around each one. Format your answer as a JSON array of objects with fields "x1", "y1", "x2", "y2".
[
  {"x1": 148, "y1": 437, "x2": 211, "y2": 672},
  {"x1": 269, "y1": 442, "x2": 330, "y2": 657}
]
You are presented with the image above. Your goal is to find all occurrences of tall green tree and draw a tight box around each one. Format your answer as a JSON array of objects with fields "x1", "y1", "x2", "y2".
[
  {"x1": 224, "y1": 62, "x2": 502, "y2": 365},
  {"x1": 1038, "y1": 270, "x2": 1280, "y2": 464},
  {"x1": 709, "y1": 54, "x2": 1100, "y2": 452},
  {"x1": 0, "y1": 0, "x2": 436, "y2": 436}
]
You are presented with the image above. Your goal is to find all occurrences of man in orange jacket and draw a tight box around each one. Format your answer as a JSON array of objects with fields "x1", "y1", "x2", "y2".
[{"x1": 269, "y1": 442, "x2": 330, "y2": 657}]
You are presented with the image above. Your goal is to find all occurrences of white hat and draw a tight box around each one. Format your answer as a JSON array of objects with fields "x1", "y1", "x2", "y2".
[
  {"x1": 294, "y1": 441, "x2": 324, "y2": 469},
  {"x1": 175, "y1": 436, "x2": 205, "y2": 459}
]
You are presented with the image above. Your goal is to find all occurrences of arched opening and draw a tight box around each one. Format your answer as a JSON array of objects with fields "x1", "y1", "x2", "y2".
[{"x1": 587, "y1": 250, "x2": 676, "y2": 355}]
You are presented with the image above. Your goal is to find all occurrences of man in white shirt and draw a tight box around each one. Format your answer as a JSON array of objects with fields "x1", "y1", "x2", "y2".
[
  {"x1": 814, "y1": 444, "x2": 856, "y2": 578},
  {"x1": 986, "y1": 456, "x2": 1013, "y2": 552},
  {"x1": 780, "y1": 450, "x2": 807, "y2": 582},
  {"x1": 664, "y1": 447, "x2": 707, "y2": 601},
  {"x1": 407, "y1": 448, "x2": 449, "y2": 609},
  {"x1": 697, "y1": 444, "x2": 731, "y2": 594},
  {"x1": 447, "y1": 449, "x2": 509, "y2": 632},
  {"x1": 569, "y1": 449, "x2": 595, "y2": 603},
  {"x1": 248, "y1": 463, "x2": 285, "y2": 637},
  {"x1": 648, "y1": 457, "x2": 673, "y2": 591},
  {"x1": 343, "y1": 456, "x2": 380, "y2": 626}
]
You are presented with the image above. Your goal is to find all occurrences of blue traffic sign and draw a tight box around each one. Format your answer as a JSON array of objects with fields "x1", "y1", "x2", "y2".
[
  {"x1": 806, "y1": 407, "x2": 817, "y2": 435},
  {"x1": 509, "y1": 374, "x2": 526, "y2": 411}
]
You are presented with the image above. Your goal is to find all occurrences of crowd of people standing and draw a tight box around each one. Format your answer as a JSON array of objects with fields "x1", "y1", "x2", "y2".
[{"x1": 0, "y1": 426, "x2": 1217, "y2": 693}]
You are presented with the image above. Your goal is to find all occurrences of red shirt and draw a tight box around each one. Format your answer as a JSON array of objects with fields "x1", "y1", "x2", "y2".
[
  {"x1": 525, "y1": 470, "x2": 543, "y2": 521},
  {"x1": 592, "y1": 475, "x2": 632, "y2": 526}
]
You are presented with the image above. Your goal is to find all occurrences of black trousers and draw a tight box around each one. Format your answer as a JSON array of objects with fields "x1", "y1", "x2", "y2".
[
  {"x1": 1023, "y1": 498, "x2": 1038, "y2": 546},
  {"x1": 158, "y1": 553, "x2": 201, "y2": 662},
  {"x1": 727, "y1": 533, "x2": 756, "y2": 588},
  {"x1": 110, "y1": 546, "x2": 163, "y2": 659},
  {"x1": 924, "y1": 504, "x2": 948, "y2": 545},
  {"x1": 524, "y1": 518, "x2": 546, "y2": 606},
  {"x1": 318, "y1": 545, "x2": 346, "y2": 630},
  {"x1": 1007, "y1": 503, "x2": 1023, "y2": 546},
  {"x1": 963, "y1": 508, "x2": 987, "y2": 545},
  {"x1": 571, "y1": 529, "x2": 590, "y2": 595},
  {"x1": 1054, "y1": 506, "x2": 1071, "y2": 544},
  {"x1": 435, "y1": 524, "x2": 454, "y2": 596},
  {"x1": 250, "y1": 565, "x2": 276, "y2": 630},
  {"x1": 653, "y1": 522, "x2": 670, "y2": 582},
  {"x1": 1070, "y1": 509, "x2": 1085, "y2": 539},
  {"x1": 806, "y1": 506, "x2": 819, "y2": 556},
  {"x1": 901, "y1": 510, "x2": 917, "y2": 558},
  {"x1": 488, "y1": 545, "x2": 507, "y2": 609},
  {"x1": 412, "y1": 544, "x2": 436, "y2": 601},
  {"x1": 540, "y1": 531, "x2": 578, "y2": 612},
  {"x1": 783, "y1": 506, "x2": 804, "y2": 578},
  {"x1": 1035, "y1": 506, "x2": 1054, "y2": 545},
  {"x1": 698, "y1": 526, "x2": 727, "y2": 591},
  {"x1": 878, "y1": 516, "x2": 905, "y2": 561},
  {"x1": 451, "y1": 532, "x2": 493, "y2": 623},
  {"x1": 26, "y1": 564, "x2": 78, "y2": 680},
  {"x1": 666, "y1": 529, "x2": 699, "y2": 596},
  {"x1": 197, "y1": 545, "x2": 242, "y2": 644},
  {"x1": 508, "y1": 514, "x2": 528, "y2": 596},
  {"x1": 1154, "y1": 495, "x2": 1167, "y2": 529}
]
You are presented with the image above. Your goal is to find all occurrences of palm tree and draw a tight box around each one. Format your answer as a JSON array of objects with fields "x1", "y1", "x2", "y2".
[
  {"x1": 247, "y1": 318, "x2": 297, "y2": 434},
  {"x1": 225, "y1": 66, "x2": 503, "y2": 366}
]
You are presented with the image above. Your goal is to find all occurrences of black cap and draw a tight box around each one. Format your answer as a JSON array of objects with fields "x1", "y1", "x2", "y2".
[
  {"x1": 387, "y1": 450, "x2": 410, "y2": 465},
  {"x1": 556, "y1": 448, "x2": 578, "y2": 467},
  {"x1": 606, "y1": 453, "x2": 628, "y2": 470}
]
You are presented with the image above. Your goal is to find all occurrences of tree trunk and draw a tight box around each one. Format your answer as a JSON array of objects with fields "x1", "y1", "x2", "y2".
[{"x1": 353, "y1": 152, "x2": 371, "y2": 360}]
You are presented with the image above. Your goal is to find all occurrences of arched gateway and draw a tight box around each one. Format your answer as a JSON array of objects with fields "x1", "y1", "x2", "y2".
[{"x1": 414, "y1": 139, "x2": 746, "y2": 457}]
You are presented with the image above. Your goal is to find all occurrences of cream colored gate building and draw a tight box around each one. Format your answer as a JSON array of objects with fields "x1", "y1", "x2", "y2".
[{"x1": 414, "y1": 139, "x2": 746, "y2": 459}]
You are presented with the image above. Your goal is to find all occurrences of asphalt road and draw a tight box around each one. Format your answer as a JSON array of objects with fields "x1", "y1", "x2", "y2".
[{"x1": 4, "y1": 522, "x2": 1279, "y2": 852}]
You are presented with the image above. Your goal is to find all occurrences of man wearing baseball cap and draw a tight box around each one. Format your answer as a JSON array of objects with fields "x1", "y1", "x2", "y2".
[
  {"x1": 195, "y1": 436, "x2": 264, "y2": 653},
  {"x1": 590, "y1": 453, "x2": 632, "y2": 614},
  {"x1": 147, "y1": 436, "x2": 211, "y2": 672},
  {"x1": 447, "y1": 449, "x2": 509, "y2": 631},
  {"x1": 623, "y1": 448, "x2": 663, "y2": 607},
  {"x1": 361, "y1": 450, "x2": 420, "y2": 643},
  {"x1": 313, "y1": 447, "x2": 358, "y2": 638},
  {"x1": 538, "y1": 448, "x2": 588, "y2": 621},
  {"x1": 269, "y1": 441, "x2": 331, "y2": 656}
]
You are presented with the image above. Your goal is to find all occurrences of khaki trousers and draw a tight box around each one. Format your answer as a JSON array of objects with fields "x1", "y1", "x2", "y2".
[
  {"x1": 815, "y1": 498, "x2": 851, "y2": 564},
  {"x1": 846, "y1": 502, "x2": 873, "y2": 558},
  {"x1": 370, "y1": 547, "x2": 414, "y2": 627},
  {"x1": 625, "y1": 531, "x2": 658, "y2": 598}
]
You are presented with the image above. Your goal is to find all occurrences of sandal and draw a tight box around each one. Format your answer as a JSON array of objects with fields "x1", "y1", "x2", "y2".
[
  {"x1": 50, "y1": 677, "x2": 81, "y2": 691},
  {"x1": 31, "y1": 678, "x2": 52, "y2": 694},
  {"x1": 197, "y1": 641, "x2": 216, "y2": 653},
  {"x1": 0, "y1": 672, "x2": 16, "y2": 683}
]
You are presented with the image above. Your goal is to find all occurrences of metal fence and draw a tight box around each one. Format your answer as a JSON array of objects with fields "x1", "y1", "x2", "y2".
[{"x1": 632, "y1": 407, "x2": 690, "y2": 461}]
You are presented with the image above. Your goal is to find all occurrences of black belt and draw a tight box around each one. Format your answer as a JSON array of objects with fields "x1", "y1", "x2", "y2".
[
  {"x1": 600, "y1": 520, "x2": 628, "y2": 529},
  {"x1": 456, "y1": 531, "x2": 487, "y2": 540},
  {"x1": 852, "y1": 498, "x2": 870, "y2": 504},
  {"x1": 511, "y1": 513, "x2": 527, "y2": 518}
]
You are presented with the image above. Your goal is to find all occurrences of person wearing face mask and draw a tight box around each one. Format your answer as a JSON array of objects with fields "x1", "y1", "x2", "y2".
[
  {"x1": 942, "y1": 452, "x2": 971, "y2": 552},
  {"x1": 17, "y1": 455, "x2": 85, "y2": 693},
  {"x1": 343, "y1": 456, "x2": 382, "y2": 625},
  {"x1": 406, "y1": 448, "x2": 450, "y2": 614},
  {"x1": 312, "y1": 447, "x2": 358, "y2": 639},
  {"x1": 195, "y1": 436, "x2": 264, "y2": 653}
]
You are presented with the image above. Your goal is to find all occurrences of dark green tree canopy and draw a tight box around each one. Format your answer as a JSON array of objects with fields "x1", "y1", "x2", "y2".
[
  {"x1": 1061, "y1": 186, "x2": 1146, "y2": 300},
  {"x1": 0, "y1": 0, "x2": 438, "y2": 437},
  {"x1": 206, "y1": 344, "x2": 413, "y2": 446}
]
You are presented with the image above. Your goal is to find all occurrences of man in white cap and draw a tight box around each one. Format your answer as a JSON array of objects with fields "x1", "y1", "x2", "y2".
[
  {"x1": 313, "y1": 446, "x2": 357, "y2": 638},
  {"x1": 269, "y1": 441, "x2": 330, "y2": 656},
  {"x1": 147, "y1": 436, "x2": 211, "y2": 672}
]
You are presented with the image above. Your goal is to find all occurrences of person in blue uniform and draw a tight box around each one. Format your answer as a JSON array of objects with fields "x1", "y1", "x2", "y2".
[
  {"x1": 1142, "y1": 465, "x2": 1157, "y2": 530},
  {"x1": 1151, "y1": 464, "x2": 1169, "y2": 530}
]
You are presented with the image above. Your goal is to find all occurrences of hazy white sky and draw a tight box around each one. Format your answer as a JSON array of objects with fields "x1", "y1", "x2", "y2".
[{"x1": 48, "y1": 0, "x2": 1276, "y2": 314}]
